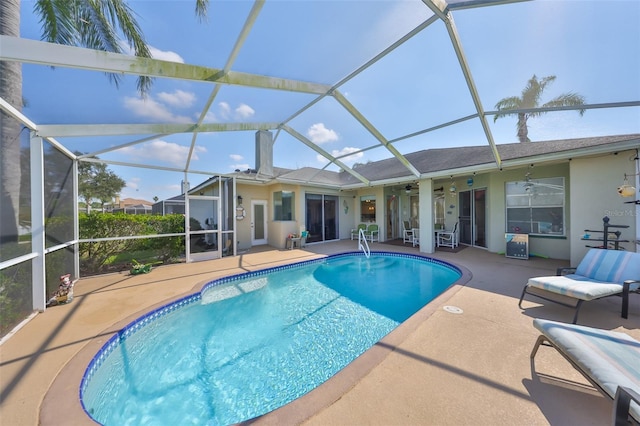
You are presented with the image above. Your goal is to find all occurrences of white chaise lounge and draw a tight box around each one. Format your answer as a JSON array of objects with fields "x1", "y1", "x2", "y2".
[
  {"x1": 519, "y1": 249, "x2": 640, "y2": 323},
  {"x1": 531, "y1": 318, "x2": 640, "y2": 424}
]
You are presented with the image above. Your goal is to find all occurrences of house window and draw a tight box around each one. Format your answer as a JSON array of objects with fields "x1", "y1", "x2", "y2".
[
  {"x1": 274, "y1": 191, "x2": 295, "y2": 221},
  {"x1": 360, "y1": 196, "x2": 376, "y2": 222},
  {"x1": 505, "y1": 177, "x2": 565, "y2": 236}
]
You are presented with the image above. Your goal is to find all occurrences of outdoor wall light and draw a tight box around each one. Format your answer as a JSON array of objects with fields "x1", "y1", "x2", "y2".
[
  {"x1": 237, "y1": 195, "x2": 243, "y2": 205},
  {"x1": 405, "y1": 184, "x2": 412, "y2": 194}
]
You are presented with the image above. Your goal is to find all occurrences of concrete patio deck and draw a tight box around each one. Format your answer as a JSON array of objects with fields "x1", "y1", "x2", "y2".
[{"x1": 1, "y1": 241, "x2": 638, "y2": 425}]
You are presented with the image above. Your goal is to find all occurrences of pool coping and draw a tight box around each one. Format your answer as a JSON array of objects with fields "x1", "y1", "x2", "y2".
[{"x1": 40, "y1": 252, "x2": 472, "y2": 425}]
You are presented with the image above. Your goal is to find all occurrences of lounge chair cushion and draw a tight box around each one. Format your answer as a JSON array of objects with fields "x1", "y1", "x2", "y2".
[
  {"x1": 533, "y1": 318, "x2": 640, "y2": 420},
  {"x1": 527, "y1": 275, "x2": 630, "y2": 301},
  {"x1": 527, "y1": 249, "x2": 640, "y2": 301}
]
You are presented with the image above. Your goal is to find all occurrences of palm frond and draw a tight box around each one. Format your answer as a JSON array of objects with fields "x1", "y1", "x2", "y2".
[
  {"x1": 105, "y1": 0, "x2": 154, "y2": 95},
  {"x1": 493, "y1": 96, "x2": 522, "y2": 122},
  {"x1": 34, "y1": 0, "x2": 206, "y2": 97},
  {"x1": 195, "y1": 0, "x2": 210, "y2": 23},
  {"x1": 543, "y1": 93, "x2": 587, "y2": 116},
  {"x1": 35, "y1": 0, "x2": 77, "y2": 45}
]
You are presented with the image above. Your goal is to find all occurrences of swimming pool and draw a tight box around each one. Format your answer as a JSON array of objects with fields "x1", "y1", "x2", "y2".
[{"x1": 80, "y1": 252, "x2": 461, "y2": 425}]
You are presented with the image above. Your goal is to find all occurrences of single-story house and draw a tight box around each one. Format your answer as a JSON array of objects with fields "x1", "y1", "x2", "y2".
[{"x1": 182, "y1": 131, "x2": 639, "y2": 266}]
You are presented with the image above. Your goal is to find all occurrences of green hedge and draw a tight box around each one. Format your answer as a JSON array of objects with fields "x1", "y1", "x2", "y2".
[{"x1": 78, "y1": 213, "x2": 185, "y2": 275}]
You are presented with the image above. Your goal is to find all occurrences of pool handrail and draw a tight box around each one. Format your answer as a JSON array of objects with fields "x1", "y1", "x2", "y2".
[{"x1": 358, "y1": 228, "x2": 370, "y2": 258}]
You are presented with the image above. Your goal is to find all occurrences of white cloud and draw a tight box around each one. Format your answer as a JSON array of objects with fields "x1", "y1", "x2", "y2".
[
  {"x1": 118, "y1": 41, "x2": 184, "y2": 63},
  {"x1": 218, "y1": 102, "x2": 231, "y2": 120},
  {"x1": 307, "y1": 123, "x2": 339, "y2": 144},
  {"x1": 149, "y1": 46, "x2": 184, "y2": 63},
  {"x1": 230, "y1": 154, "x2": 244, "y2": 161},
  {"x1": 118, "y1": 140, "x2": 207, "y2": 167},
  {"x1": 316, "y1": 147, "x2": 363, "y2": 165},
  {"x1": 201, "y1": 102, "x2": 256, "y2": 122},
  {"x1": 123, "y1": 96, "x2": 192, "y2": 123},
  {"x1": 157, "y1": 90, "x2": 196, "y2": 108},
  {"x1": 235, "y1": 103, "x2": 255, "y2": 119},
  {"x1": 201, "y1": 111, "x2": 217, "y2": 122},
  {"x1": 195, "y1": 101, "x2": 255, "y2": 123}
]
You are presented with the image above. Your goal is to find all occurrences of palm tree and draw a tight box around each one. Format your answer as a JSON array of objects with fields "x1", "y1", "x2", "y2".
[
  {"x1": 1, "y1": 0, "x2": 23, "y2": 244},
  {"x1": 0, "y1": 0, "x2": 209, "y2": 244},
  {"x1": 493, "y1": 75, "x2": 586, "y2": 143}
]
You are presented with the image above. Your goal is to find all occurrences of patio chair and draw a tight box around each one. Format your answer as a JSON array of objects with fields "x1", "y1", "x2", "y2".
[
  {"x1": 365, "y1": 224, "x2": 379, "y2": 242},
  {"x1": 412, "y1": 228, "x2": 420, "y2": 247},
  {"x1": 530, "y1": 318, "x2": 640, "y2": 424},
  {"x1": 519, "y1": 248, "x2": 640, "y2": 323},
  {"x1": 437, "y1": 222, "x2": 458, "y2": 248},
  {"x1": 351, "y1": 224, "x2": 366, "y2": 240},
  {"x1": 402, "y1": 220, "x2": 414, "y2": 244}
]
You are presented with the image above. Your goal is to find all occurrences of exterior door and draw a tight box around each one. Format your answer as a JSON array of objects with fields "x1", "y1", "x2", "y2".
[
  {"x1": 386, "y1": 194, "x2": 399, "y2": 240},
  {"x1": 473, "y1": 188, "x2": 487, "y2": 248},
  {"x1": 251, "y1": 200, "x2": 268, "y2": 245},
  {"x1": 305, "y1": 194, "x2": 339, "y2": 242},
  {"x1": 324, "y1": 196, "x2": 338, "y2": 240},
  {"x1": 458, "y1": 189, "x2": 487, "y2": 248},
  {"x1": 186, "y1": 195, "x2": 220, "y2": 262}
]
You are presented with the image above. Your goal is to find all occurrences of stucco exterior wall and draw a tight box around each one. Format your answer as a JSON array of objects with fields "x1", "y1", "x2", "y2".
[
  {"x1": 569, "y1": 149, "x2": 638, "y2": 265},
  {"x1": 486, "y1": 163, "x2": 571, "y2": 260},
  {"x1": 267, "y1": 184, "x2": 301, "y2": 249},
  {"x1": 235, "y1": 185, "x2": 270, "y2": 250},
  {"x1": 417, "y1": 179, "x2": 435, "y2": 253},
  {"x1": 338, "y1": 193, "x2": 357, "y2": 240}
]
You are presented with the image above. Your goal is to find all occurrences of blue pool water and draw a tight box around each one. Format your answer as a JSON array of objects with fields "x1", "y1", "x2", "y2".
[{"x1": 81, "y1": 252, "x2": 461, "y2": 425}]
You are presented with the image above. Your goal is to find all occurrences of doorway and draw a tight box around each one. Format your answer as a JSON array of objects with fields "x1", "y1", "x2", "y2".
[
  {"x1": 251, "y1": 200, "x2": 268, "y2": 245},
  {"x1": 186, "y1": 195, "x2": 220, "y2": 262},
  {"x1": 305, "y1": 194, "x2": 339, "y2": 243},
  {"x1": 458, "y1": 188, "x2": 487, "y2": 248},
  {"x1": 386, "y1": 194, "x2": 399, "y2": 240}
]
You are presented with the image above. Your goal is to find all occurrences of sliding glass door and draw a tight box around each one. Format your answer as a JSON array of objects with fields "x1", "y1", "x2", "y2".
[
  {"x1": 305, "y1": 194, "x2": 338, "y2": 243},
  {"x1": 458, "y1": 188, "x2": 487, "y2": 248}
]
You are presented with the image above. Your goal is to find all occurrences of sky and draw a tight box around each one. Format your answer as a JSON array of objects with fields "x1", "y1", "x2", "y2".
[{"x1": 15, "y1": 0, "x2": 640, "y2": 203}]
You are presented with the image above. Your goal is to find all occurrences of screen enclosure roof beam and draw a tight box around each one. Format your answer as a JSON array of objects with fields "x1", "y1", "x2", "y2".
[{"x1": 0, "y1": 35, "x2": 330, "y2": 95}]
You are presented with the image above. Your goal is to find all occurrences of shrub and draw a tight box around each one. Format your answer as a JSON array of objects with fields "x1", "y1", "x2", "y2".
[{"x1": 79, "y1": 213, "x2": 185, "y2": 274}]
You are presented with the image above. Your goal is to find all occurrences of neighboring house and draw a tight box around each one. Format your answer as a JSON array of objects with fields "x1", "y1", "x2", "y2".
[
  {"x1": 152, "y1": 194, "x2": 185, "y2": 215},
  {"x1": 111, "y1": 197, "x2": 154, "y2": 215},
  {"x1": 189, "y1": 131, "x2": 638, "y2": 266}
]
